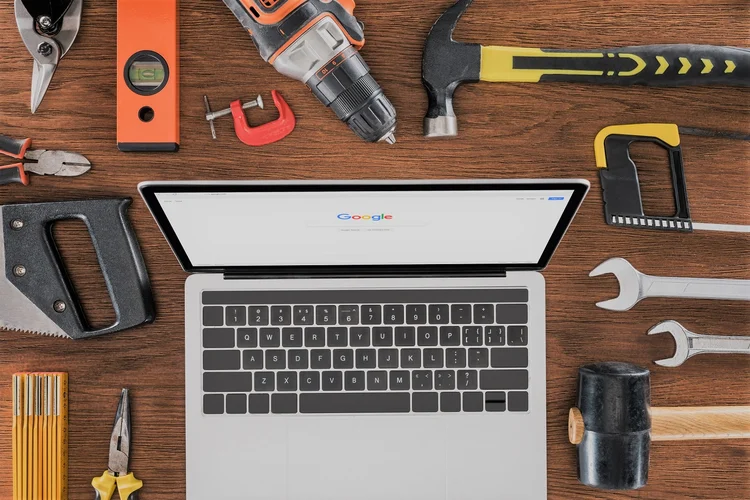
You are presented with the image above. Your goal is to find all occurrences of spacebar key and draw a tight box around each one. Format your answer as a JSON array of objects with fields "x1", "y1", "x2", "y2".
[{"x1": 300, "y1": 393, "x2": 410, "y2": 414}]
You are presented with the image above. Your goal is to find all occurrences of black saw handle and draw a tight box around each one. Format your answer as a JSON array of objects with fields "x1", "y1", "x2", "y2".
[
  {"x1": 2, "y1": 198, "x2": 155, "y2": 339},
  {"x1": 483, "y1": 44, "x2": 749, "y2": 86}
]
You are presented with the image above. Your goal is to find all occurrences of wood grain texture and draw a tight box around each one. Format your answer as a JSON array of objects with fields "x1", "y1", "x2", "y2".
[{"x1": 0, "y1": 0, "x2": 748, "y2": 498}]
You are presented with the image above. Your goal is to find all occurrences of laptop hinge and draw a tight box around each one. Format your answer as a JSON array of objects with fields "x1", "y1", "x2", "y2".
[{"x1": 223, "y1": 270, "x2": 508, "y2": 280}]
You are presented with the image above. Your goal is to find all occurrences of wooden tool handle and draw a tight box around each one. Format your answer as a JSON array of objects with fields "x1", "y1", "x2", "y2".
[{"x1": 651, "y1": 407, "x2": 750, "y2": 441}]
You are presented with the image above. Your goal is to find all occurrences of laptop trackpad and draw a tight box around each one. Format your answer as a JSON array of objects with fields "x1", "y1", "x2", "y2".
[{"x1": 287, "y1": 416, "x2": 446, "y2": 500}]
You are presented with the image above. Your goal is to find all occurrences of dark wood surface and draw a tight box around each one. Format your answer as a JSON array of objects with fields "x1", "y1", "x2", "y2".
[{"x1": 0, "y1": 0, "x2": 748, "y2": 498}]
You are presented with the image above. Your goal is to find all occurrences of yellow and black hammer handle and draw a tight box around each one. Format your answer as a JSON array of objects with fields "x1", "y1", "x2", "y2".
[{"x1": 480, "y1": 45, "x2": 748, "y2": 85}]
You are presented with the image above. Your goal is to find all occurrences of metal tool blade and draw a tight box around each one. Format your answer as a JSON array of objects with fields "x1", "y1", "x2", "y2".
[
  {"x1": 23, "y1": 150, "x2": 91, "y2": 177},
  {"x1": 30, "y1": 59, "x2": 58, "y2": 113},
  {"x1": 108, "y1": 389, "x2": 131, "y2": 476},
  {"x1": 0, "y1": 213, "x2": 69, "y2": 338}
]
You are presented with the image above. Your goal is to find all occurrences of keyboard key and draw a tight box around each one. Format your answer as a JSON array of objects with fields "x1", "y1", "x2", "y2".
[
  {"x1": 300, "y1": 393, "x2": 410, "y2": 414},
  {"x1": 243, "y1": 350, "x2": 263, "y2": 370},
  {"x1": 361, "y1": 305, "x2": 382, "y2": 325},
  {"x1": 485, "y1": 326, "x2": 505, "y2": 346},
  {"x1": 316, "y1": 305, "x2": 336, "y2": 325},
  {"x1": 311, "y1": 349, "x2": 332, "y2": 369},
  {"x1": 237, "y1": 328, "x2": 257, "y2": 348},
  {"x1": 226, "y1": 394, "x2": 247, "y2": 415},
  {"x1": 462, "y1": 326, "x2": 482, "y2": 346},
  {"x1": 204, "y1": 372, "x2": 253, "y2": 393},
  {"x1": 322, "y1": 371, "x2": 343, "y2": 391},
  {"x1": 367, "y1": 371, "x2": 388, "y2": 391},
  {"x1": 417, "y1": 326, "x2": 438, "y2": 346},
  {"x1": 248, "y1": 306, "x2": 269, "y2": 326},
  {"x1": 491, "y1": 347, "x2": 528, "y2": 368},
  {"x1": 468, "y1": 348, "x2": 489, "y2": 368},
  {"x1": 395, "y1": 327, "x2": 416, "y2": 346},
  {"x1": 259, "y1": 328, "x2": 280, "y2": 347},
  {"x1": 248, "y1": 394, "x2": 270, "y2": 414},
  {"x1": 508, "y1": 326, "x2": 528, "y2": 346},
  {"x1": 473, "y1": 304, "x2": 494, "y2": 324},
  {"x1": 429, "y1": 304, "x2": 449, "y2": 324},
  {"x1": 345, "y1": 371, "x2": 366, "y2": 391},
  {"x1": 457, "y1": 370, "x2": 478, "y2": 390},
  {"x1": 406, "y1": 305, "x2": 427, "y2": 325},
  {"x1": 327, "y1": 327, "x2": 348, "y2": 347},
  {"x1": 412, "y1": 392, "x2": 438, "y2": 413},
  {"x1": 496, "y1": 304, "x2": 528, "y2": 324},
  {"x1": 338, "y1": 305, "x2": 359, "y2": 325},
  {"x1": 446, "y1": 348, "x2": 466, "y2": 368},
  {"x1": 350, "y1": 327, "x2": 370, "y2": 347},
  {"x1": 412, "y1": 370, "x2": 433, "y2": 391},
  {"x1": 333, "y1": 349, "x2": 354, "y2": 369},
  {"x1": 463, "y1": 392, "x2": 483, "y2": 412},
  {"x1": 440, "y1": 392, "x2": 461, "y2": 412},
  {"x1": 282, "y1": 327, "x2": 303, "y2": 347},
  {"x1": 254, "y1": 372, "x2": 275, "y2": 392},
  {"x1": 293, "y1": 306, "x2": 314, "y2": 325},
  {"x1": 271, "y1": 306, "x2": 292, "y2": 325},
  {"x1": 451, "y1": 304, "x2": 471, "y2": 324},
  {"x1": 272, "y1": 394, "x2": 297, "y2": 414},
  {"x1": 300, "y1": 371, "x2": 321, "y2": 391},
  {"x1": 378, "y1": 349, "x2": 399, "y2": 368},
  {"x1": 305, "y1": 327, "x2": 325, "y2": 347},
  {"x1": 423, "y1": 349, "x2": 444, "y2": 368},
  {"x1": 356, "y1": 349, "x2": 376, "y2": 369},
  {"x1": 389, "y1": 371, "x2": 410, "y2": 391},
  {"x1": 508, "y1": 391, "x2": 529, "y2": 412},
  {"x1": 277, "y1": 372, "x2": 298, "y2": 392},
  {"x1": 266, "y1": 350, "x2": 286, "y2": 370},
  {"x1": 203, "y1": 306, "x2": 223, "y2": 326},
  {"x1": 203, "y1": 328, "x2": 234, "y2": 348},
  {"x1": 203, "y1": 394, "x2": 224, "y2": 414},
  {"x1": 384, "y1": 305, "x2": 404, "y2": 325},
  {"x1": 203, "y1": 350, "x2": 240, "y2": 371},
  {"x1": 400, "y1": 349, "x2": 421, "y2": 368},
  {"x1": 435, "y1": 370, "x2": 455, "y2": 390},
  {"x1": 440, "y1": 326, "x2": 460, "y2": 346},
  {"x1": 372, "y1": 327, "x2": 393, "y2": 346},
  {"x1": 288, "y1": 350, "x2": 309, "y2": 369},
  {"x1": 485, "y1": 392, "x2": 506, "y2": 412},
  {"x1": 226, "y1": 306, "x2": 246, "y2": 326},
  {"x1": 479, "y1": 370, "x2": 528, "y2": 390}
]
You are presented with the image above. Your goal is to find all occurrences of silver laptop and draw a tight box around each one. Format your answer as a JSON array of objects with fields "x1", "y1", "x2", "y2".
[{"x1": 139, "y1": 179, "x2": 589, "y2": 500}]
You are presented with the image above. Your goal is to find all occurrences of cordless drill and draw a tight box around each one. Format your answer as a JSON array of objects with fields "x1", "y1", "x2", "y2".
[{"x1": 222, "y1": 0, "x2": 397, "y2": 144}]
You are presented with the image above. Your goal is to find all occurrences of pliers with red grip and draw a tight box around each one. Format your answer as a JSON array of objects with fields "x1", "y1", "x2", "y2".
[{"x1": 0, "y1": 133, "x2": 90, "y2": 186}]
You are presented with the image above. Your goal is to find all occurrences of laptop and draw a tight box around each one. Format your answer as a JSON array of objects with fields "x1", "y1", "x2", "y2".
[{"x1": 139, "y1": 179, "x2": 589, "y2": 500}]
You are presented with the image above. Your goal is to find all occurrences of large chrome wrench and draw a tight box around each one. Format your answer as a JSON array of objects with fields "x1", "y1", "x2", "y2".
[
  {"x1": 590, "y1": 258, "x2": 750, "y2": 311},
  {"x1": 649, "y1": 321, "x2": 750, "y2": 367}
]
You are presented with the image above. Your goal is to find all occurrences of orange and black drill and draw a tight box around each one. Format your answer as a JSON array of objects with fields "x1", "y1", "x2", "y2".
[{"x1": 223, "y1": 0, "x2": 397, "y2": 144}]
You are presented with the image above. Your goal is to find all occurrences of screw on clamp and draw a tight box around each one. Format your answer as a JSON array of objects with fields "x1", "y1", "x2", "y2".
[{"x1": 203, "y1": 95, "x2": 264, "y2": 140}]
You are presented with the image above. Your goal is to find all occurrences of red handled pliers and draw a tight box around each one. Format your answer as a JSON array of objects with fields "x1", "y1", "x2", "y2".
[{"x1": 0, "y1": 133, "x2": 90, "y2": 186}]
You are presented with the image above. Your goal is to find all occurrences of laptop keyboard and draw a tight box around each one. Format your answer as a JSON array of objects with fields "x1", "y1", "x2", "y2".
[{"x1": 200, "y1": 289, "x2": 530, "y2": 415}]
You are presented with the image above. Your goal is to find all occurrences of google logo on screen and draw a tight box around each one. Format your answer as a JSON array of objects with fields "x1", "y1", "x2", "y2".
[{"x1": 337, "y1": 213, "x2": 393, "y2": 221}]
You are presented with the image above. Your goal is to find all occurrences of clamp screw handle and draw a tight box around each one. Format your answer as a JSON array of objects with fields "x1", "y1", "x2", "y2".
[{"x1": 203, "y1": 95, "x2": 264, "y2": 140}]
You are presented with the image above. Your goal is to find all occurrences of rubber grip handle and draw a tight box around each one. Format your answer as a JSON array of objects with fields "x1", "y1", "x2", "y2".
[
  {"x1": 1, "y1": 198, "x2": 155, "y2": 340},
  {"x1": 92, "y1": 471, "x2": 116, "y2": 500},
  {"x1": 0, "y1": 164, "x2": 29, "y2": 185},
  {"x1": 0, "y1": 134, "x2": 31, "y2": 158},
  {"x1": 481, "y1": 45, "x2": 749, "y2": 86}
]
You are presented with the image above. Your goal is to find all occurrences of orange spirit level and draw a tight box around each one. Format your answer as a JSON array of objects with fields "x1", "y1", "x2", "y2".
[{"x1": 117, "y1": 0, "x2": 179, "y2": 152}]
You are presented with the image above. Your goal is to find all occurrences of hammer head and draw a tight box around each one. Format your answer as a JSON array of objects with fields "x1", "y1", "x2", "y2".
[
  {"x1": 422, "y1": 0, "x2": 481, "y2": 138},
  {"x1": 575, "y1": 362, "x2": 651, "y2": 490}
]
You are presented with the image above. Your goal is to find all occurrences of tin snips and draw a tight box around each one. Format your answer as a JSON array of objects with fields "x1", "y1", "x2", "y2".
[{"x1": 14, "y1": 0, "x2": 83, "y2": 113}]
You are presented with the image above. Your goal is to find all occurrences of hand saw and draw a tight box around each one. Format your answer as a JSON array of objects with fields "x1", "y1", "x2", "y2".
[{"x1": 0, "y1": 198, "x2": 155, "y2": 339}]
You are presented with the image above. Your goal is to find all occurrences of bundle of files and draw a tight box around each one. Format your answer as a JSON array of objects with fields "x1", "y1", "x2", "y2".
[{"x1": 12, "y1": 373, "x2": 68, "y2": 500}]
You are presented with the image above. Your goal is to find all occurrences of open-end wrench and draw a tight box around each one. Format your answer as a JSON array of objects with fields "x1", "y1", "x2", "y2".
[
  {"x1": 648, "y1": 321, "x2": 750, "y2": 367},
  {"x1": 590, "y1": 258, "x2": 750, "y2": 311}
]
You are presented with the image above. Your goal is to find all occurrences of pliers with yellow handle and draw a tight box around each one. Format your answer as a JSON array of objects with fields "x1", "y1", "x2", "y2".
[{"x1": 92, "y1": 389, "x2": 143, "y2": 500}]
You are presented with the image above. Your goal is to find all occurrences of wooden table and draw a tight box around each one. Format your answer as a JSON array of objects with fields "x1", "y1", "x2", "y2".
[{"x1": 0, "y1": 0, "x2": 748, "y2": 498}]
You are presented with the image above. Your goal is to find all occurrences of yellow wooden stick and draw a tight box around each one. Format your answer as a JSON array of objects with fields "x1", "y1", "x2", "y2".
[
  {"x1": 59, "y1": 373, "x2": 69, "y2": 500},
  {"x1": 51, "y1": 377, "x2": 57, "y2": 500},
  {"x1": 12, "y1": 375, "x2": 21, "y2": 500}
]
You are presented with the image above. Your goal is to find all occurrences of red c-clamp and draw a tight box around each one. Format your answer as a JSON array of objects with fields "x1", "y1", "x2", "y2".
[{"x1": 230, "y1": 90, "x2": 296, "y2": 146}]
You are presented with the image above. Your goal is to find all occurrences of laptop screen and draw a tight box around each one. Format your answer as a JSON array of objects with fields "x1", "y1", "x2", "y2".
[{"x1": 140, "y1": 181, "x2": 589, "y2": 275}]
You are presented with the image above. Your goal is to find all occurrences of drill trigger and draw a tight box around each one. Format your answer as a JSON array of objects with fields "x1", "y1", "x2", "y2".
[{"x1": 231, "y1": 90, "x2": 296, "y2": 147}]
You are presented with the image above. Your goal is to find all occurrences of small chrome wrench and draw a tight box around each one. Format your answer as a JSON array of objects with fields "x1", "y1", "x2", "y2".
[
  {"x1": 590, "y1": 258, "x2": 750, "y2": 311},
  {"x1": 649, "y1": 321, "x2": 750, "y2": 367}
]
